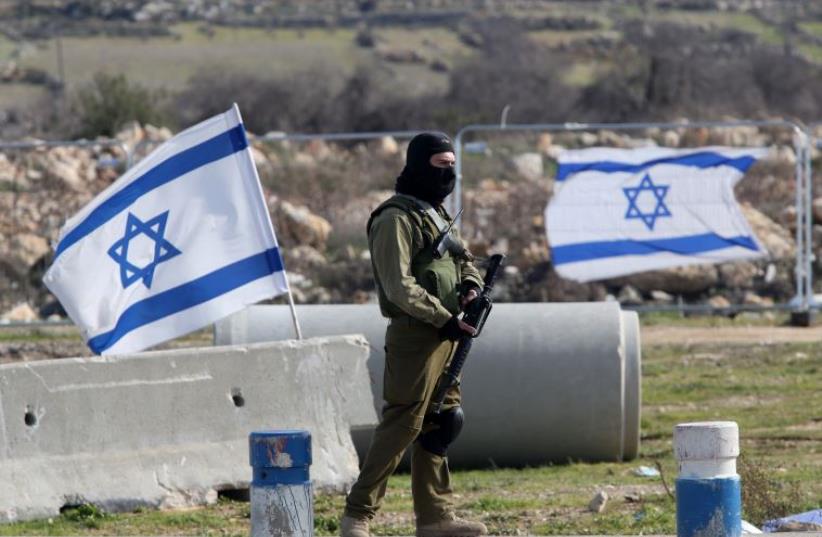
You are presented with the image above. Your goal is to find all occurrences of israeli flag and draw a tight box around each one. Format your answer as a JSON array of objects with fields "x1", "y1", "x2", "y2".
[
  {"x1": 546, "y1": 146, "x2": 768, "y2": 282},
  {"x1": 44, "y1": 105, "x2": 289, "y2": 355}
]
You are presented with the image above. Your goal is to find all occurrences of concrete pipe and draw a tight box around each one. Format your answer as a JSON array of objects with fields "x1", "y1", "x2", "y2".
[{"x1": 215, "y1": 302, "x2": 641, "y2": 466}]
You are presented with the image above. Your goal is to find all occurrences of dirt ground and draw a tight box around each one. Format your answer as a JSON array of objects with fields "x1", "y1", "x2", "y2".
[{"x1": 641, "y1": 324, "x2": 822, "y2": 346}]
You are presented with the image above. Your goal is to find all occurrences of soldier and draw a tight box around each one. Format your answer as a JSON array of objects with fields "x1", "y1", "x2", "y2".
[{"x1": 341, "y1": 133, "x2": 488, "y2": 537}]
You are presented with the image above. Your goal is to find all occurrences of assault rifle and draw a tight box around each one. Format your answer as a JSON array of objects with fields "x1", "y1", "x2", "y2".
[{"x1": 430, "y1": 253, "x2": 505, "y2": 414}]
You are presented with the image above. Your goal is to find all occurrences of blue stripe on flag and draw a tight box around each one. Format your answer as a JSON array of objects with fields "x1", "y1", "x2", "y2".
[
  {"x1": 87, "y1": 247, "x2": 283, "y2": 354},
  {"x1": 552, "y1": 233, "x2": 759, "y2": 265},
  {"x1": 55, "y1": 124, "x2": 248, "y2": 259},
  {"x1": 556, "y1": 151, "x2": 758, "y2": 181}
]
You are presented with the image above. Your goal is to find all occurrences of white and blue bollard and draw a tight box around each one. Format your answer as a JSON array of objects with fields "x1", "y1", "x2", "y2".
[
  {"x1": 674, "y1": 421, "x2": 741, "y2": 537},
  {"x1": 249, "y1": 430, "x2": 313, "y2": 537}
]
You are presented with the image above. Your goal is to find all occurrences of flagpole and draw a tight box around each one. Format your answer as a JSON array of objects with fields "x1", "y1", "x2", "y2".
[
  {"x1": 282, "y1": 273, "x2": 303, "y2": 340},
  {"x1": 230, "y1": 102, "x2": 303, "y2": 341}
]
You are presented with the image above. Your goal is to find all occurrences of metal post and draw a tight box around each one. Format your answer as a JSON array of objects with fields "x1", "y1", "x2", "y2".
[
  {"x1": 249, "y1": 430, "x2": 313, "y2": 537},
  {"x1": 792, "y1": 131, "x2": 807, "y2": 316},
  {"x1": 805, "y1": 130, "x2": 815, "y2": 308},
  {"x1": 674, "y1": 421, "x2": 741, "y2": 537}
]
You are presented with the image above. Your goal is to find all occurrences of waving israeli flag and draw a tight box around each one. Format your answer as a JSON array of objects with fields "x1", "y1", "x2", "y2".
[
  {"x1": 44, "y1": 105, "x2": 289, "y2": 355},
  {"x1": 546, "y1": 146, "x2": 768, "y2": 282}
]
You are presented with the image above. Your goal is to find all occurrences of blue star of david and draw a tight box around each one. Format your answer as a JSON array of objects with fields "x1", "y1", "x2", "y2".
[
  {"x1": 107, "y1": 211, "x2": 181, "y2": 289},
  {"x1": 622, "y1": 174, "x2": 671, "y2": 231}
]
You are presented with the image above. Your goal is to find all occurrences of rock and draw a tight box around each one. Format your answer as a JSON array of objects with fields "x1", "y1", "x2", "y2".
[
  {"x1": 579, "y1": 132, "x2": 598, "y2": 146},
  {"x1": 588, "y1": 490, "x2": 608, "y2": 513},
  {"x1": 708, "y1": 295, "x2": 731, "y2": 309},
  {"x1": 378, "y1": 47, "x2": 426, "y2": 64},
  {"x1": 331, "y1": 190, "x2": 394, "y2": 241},
  {"x1": 623, "y1": 138, "x2": 657, "y2": 149},
  {"x1": 510, "y1": 153, "x2": 543, "y2": 182},
  {"x1": 143, "y1": 124, "x2": 173, "y2": 143},
  {"x1": 624, "y1": 492, "x2": 642, "y2": 503},
  {"x1": 283, "y1": 245, "x2": 327, "y2": 272},
  {"x1": 273, "y1": 200, "x2": 332, "y2": 251},
  {"x1": 377, "y1": 136, "x2": 399, "y2": 156},
  {"x1": 768, "y1": 145, "x2": 796, "y2": 165},
  {"x1": 721, "y1": 125, "x2": 766, "y2": 147},
  {"x1": 1, "y1": 233, "x2": 50, "y2": 276},
  {"x1": 718, "y1": 262, "x2": 759, "y2": 289},
  {"x1": 743, "y1": 291, "x2": 772, "y2": 306},
  {"x1": 598, "y1": 130, "x2": 627, "y2": 148},
  {"x1": 741, "y1": 203, "x2": 795, "y2": 259},
  {"x1": 543, "y1": 143, "x2": 566, "y2": 161},
  {"x1": 611, "y1": 264, "x2": 719, "y2": 295},
  {"x1": 0, "y1": 302, "x2": 38, "y2": 323},
  {"x1": 650, "y1": 290, "x2": 674, "y2": 303},
  {"x1": 618, "y1": 285, "x2": 643, "y2": 305},
  {"x1": 292, "y1": 152, "x2": 317, "y2": 168},
  {"x1": 429, "y1": 59, "x2": 450, "y2": 72},
  {"x1": 536, "y1": 133, "x2": 553, "y2": 155},
  {"x1": 115, "y1": 121, "x2": 145, "y2": 152},
  {"x1": 304, "y1": 139, "x2": 332, "y2": 160},
  {"x1": 781, "y1": 205, "x2": 797, "y2": 231},
  {"x1": 662, "y1": 130, "x2": 680, "y2": 147}
]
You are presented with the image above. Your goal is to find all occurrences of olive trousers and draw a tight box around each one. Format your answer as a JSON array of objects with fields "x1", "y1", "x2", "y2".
[{"x1": 344, "y1": 318, "x2": 460, "y2": 524}]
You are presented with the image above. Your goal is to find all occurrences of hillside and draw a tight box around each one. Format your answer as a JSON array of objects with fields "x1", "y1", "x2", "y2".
[{"x1": 1, "y1": 0, "x2": 821, "y2": 139}]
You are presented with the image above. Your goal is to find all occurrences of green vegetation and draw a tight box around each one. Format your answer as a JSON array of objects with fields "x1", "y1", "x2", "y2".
[
  {"x1": 71, "y1": 73, "x2": 166, "y2": 138},
  {"x1": 0, "y1": 335, "x2": 817, "y2": 535}
]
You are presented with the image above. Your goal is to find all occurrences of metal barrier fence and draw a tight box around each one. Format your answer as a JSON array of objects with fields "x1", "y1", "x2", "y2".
[
  {"x1": 0, "y1": 121, "x2": 819, "y2": 328},
  {"x1": 455, "y1": 120, "x2": 812, "y2": 315}
]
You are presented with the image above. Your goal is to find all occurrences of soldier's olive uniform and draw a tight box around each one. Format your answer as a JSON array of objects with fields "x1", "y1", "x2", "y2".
[{"x1": 344, "y1": 194, "x2": 482, "y2": 524}]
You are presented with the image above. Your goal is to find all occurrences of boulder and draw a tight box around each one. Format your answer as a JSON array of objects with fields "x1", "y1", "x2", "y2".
[
  {"x1": 598, "y1": 130, "x2": 627, "y2": 148},
  {"x1": 743, "y1": 291, "x2": 772, "y2": 306},
  {"x1": 273, "y1": 199, "x2": 332, "y2": 251},
  {"x1": 708, "y1": 295, "x2": 731, "y2": 309},
  {"x1": 377, "y1": 136, "x2": 399, "y2": 156},
  {"x1": 767, "y1": 145, "x2": 796, "y2": 165},
  {"x1": 536, "y1": 133, "x2": 554, "y2": 155},
  {"x1": 143, "y1": 124, "x2": 173, "y2": 143},
  {"x1": 610, "y1": 264, "x2": 719, "y2": 295},
  {"x1": 662, "y1": 130, "x2": 681, "y2": 147},
  {"x1": 510, "y1": 153, "x2": 543, "y2": 182},
  {"x1": 115, "y1": 121, "x2": 145, "y2": 152},
  {"x1": 282, "y1": 245, "x2": 328, "y2": 272},
  {"x1": 1, "y1": 233, "x2": 49, "y2": 276},
  {"x1": 579, "y1": 132, "x2": 598, "y2": 146},
  {"x1": 331, "y1": 189, "x2": 394, "y2": 240},
  {"x1": 588, "y1": 490, "x2": 608, "y2": 513},
  {"x1": 0, "y1": 302, "x2": 38, "y2": 323},
  {"x1": 617, "y1": 285, "x2": 643, "y2": 305},
  {"x1": 741, "y1": 203, "x2": 795, "y2": 259},
  {"x1": 718, "y1": 262, "x2": 760, "y2": 289},
  {"x1": 650, "y1": 290, "x2": 674, "y2": 303}
]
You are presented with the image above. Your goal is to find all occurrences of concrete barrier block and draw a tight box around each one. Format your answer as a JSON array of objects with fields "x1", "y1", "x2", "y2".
[{"x1": 0, "y1": 335, "x2": 375, "y2": 523}]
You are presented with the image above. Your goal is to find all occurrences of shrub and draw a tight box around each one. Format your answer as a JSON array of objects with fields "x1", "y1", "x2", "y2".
[
  {"x1": 69, "y1": 72, "x2": 166, "y2": 138},
  {"x1": 738, "y1": 454, "x2": 804, "y2": 526}
]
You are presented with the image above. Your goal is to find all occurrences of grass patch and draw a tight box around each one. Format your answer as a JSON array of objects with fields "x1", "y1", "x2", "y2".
[
  {"x1": 0, "y1": 333, "x2": 819, "y2": 534},
  {"x1": 637, "y1": 310, "x2": 788, "y2": 327}
]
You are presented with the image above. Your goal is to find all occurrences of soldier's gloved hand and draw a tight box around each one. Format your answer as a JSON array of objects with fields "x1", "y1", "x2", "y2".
[
  {"x1": 438, "y1": 315, "x2": 477, "y2": 341},
  {"x1": 460, "y1": 283, "x2": 480, "y2": 309}
]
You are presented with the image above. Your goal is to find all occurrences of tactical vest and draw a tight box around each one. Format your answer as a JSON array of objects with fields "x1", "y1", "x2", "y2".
[{"x1": 367, "y1": 194, "x2": 462, "y2": 316}]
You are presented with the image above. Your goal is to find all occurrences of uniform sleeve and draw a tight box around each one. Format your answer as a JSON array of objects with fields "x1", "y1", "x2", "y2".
[
  {"x1": 370, "y1": 210, "x2": 453, "y2": 327},
  {"x1": 456, "y1": 229, "x2": 483, "y2": 289}
]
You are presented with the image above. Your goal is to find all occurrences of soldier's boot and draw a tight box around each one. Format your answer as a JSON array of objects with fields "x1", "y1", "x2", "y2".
[
  {"x1": 416, "y1": 513, "x2": 488, "y2": 537},
  {"x1": 340, "y1": 515, "x2": 371, "y2": 537}
]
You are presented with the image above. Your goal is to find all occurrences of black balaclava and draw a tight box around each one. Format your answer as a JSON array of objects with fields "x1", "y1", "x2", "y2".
[{"x1": 395, "y1": 132, "x2": 456, "y2": 205}]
